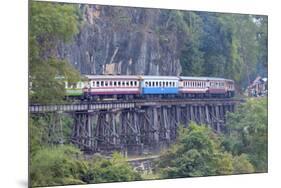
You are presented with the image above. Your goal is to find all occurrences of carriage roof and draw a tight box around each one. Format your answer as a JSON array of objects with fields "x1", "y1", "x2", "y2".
[
  {"x1": 140, "y1": 76, "x2": 179, "y2": 80},
  {"x1": 180, "y1": 76, "x2": 233, "y2": 82},
  {"x1": 84, "y1": 75, "x2": 141, "y2": 80}
]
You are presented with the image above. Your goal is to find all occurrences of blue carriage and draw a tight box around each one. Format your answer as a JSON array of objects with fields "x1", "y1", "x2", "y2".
[{"x1": 140, "y1": 76, "x2": 179, "y2": 96}]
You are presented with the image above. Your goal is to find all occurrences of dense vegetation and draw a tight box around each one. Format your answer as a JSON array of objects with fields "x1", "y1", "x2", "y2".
[
  {"x1": 30, "y1": 146, "x2": 141, "y2": 187},
  {"x1": 176, "y1": 11, "x2": 267, "y2": 89},
  {"x1": 29, "y1": 2, "x2": 81, "y2": 104},
  {"x1": 155, "y1": 98, "x2": 267, "y2": 178},
  {"x1": 223, "y1": 98, "x2": 268, "y2": 172}
]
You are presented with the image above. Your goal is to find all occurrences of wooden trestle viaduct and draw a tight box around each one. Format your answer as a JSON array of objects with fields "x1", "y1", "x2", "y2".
[{"x1": 29, "y1": 98, "x2": 243, "y2": 155}]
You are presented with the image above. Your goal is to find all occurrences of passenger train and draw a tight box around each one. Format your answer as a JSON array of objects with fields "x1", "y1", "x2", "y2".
[{"x1": 64, "y1": 75, "x2": 235, "y2": 101}]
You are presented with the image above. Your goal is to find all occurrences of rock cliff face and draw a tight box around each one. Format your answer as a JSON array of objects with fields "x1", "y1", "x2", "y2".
[{"x1": 58, "y1": 4, "x2": 183, "y2": 76}]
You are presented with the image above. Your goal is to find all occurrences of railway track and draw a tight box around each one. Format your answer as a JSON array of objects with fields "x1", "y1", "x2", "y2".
[{"x1": 29, "y1": 98, "x2": 245, "y2": 113}]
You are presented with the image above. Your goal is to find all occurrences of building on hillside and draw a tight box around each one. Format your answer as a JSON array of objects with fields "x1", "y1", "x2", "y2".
[{"x1": 247, "y1": 76, "x2": 268, "y2": 97}]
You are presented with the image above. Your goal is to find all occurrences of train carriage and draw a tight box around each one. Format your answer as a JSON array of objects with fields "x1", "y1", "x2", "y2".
[
  {"x1": 179, "y1": 76, "x2": 235, "y2": 98},
  {"x1": 84, "y1": 75, "x2": 141, "y2": 100},
  {"x1": 60, "y1": 75, "x2": 235, "y2": 101},
  {"x1": 65, "y1": 81, "x2": 86, "y2": 98},
  {"x1": 140, "y1": 76, "x2": 179, "y2": 97},
  {"x1": 208, "y1": 78, "x2": 235, "y2": 97},
  {"x1": 179, "y1": 77, "x2": 209, "y2": 97}
]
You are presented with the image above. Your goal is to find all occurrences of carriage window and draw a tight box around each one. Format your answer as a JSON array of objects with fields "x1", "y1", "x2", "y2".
[
  {"x1": 135, "y1": 81, "x2": 137, "y2": 86},
  {"x1": 172, "y1": 82, "x2": 175, "y2": 87},
  {"x1": 166, "y1": 81, "x2": 169, "y2": 87},
  {"x1": 78, "y1": 82, "x2": 84, "y2": 88},
  {"x1": 152, "y1": 82, "x2": 155, "y2": 87},
  {"x1": 156, "y1": 82, "x2": 158, "y2": 87},
  {"x1": 126, "y1": 81, "x2": 129, "y2": 86},
  {"x1": 109, "y1": 81, "x2": 112, "y2": 86},
  {"x1": 130, "y1": 81, "x2": 133, "y2": 86},
  {"x1": 91, "y1": 81, "x2": 95, "y2": 87},
  {"x1": 105, "y1": 81, "x2": 108, "y2": 86},
  {"x1": 97, "y1": 81, "x2": 100, "y2": 87},
  {"x1": 117, "y1": 81, "x2": 120, "y2": 86},
  {"x1": 145, "y1": 81, "x2": 148, "y2": 87},
  {"x1": 159, "y1": 82, "x2": 162, "y2": 87},
  {"x1": 114, "y1": 81, "x2": 117, "y2": 86},
  {"x1": 149, "y1": 81, "x2": 151, "y2": 87}
]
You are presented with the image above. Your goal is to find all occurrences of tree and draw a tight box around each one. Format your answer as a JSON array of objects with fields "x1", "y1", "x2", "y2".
[
  {"x1": 156, "y1": 123, "x2": 236, "y2": 178},
  {"x1": 30, "y1": 146, "x2": 142, "y2": 187},
  {"x1": 29, "y1": 1, "x2": 81, "y2": 104},
  {"x1": 224, "y1": 98, "x2": 268, "y2": 172},
  {"x1": 178, "y1": 12, "x2": 267, "y2": 91},
  {"x1": 178, "y1": 12, "x2": 204, "y2": 76},
  {"x1": 82, "y1": 152, "x2": 142, "y2": 184},
  {"x1": 232, "y1": 154, "x2": 255, "y2": 174},
  {"x1": 30, "y1": 145, "x2": 87, "y2": 187}
]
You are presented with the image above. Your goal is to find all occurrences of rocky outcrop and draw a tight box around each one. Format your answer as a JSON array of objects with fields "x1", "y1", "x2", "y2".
[{"x1": 57, "y1": 4, "x2": 183, "y2": 76}]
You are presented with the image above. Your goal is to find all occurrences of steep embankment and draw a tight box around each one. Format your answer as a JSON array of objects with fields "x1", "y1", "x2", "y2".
[{"x1": 57, "y1": 5, "x2": 183, "y2": 76}]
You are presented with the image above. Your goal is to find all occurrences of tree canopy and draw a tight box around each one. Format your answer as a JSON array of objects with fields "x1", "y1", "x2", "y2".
[
  {"x1": 155, "y1": 122, "x2": 257, "y2": 178},
  {"x1": 177, "y1": 12, "x2": 267, "y2": 90},
  {"x1": 29, "y1": 2, "x2": 81, "y2": 104},
  {"x1": 223, "y1": 98, "x2": 268, "y2": 172}
]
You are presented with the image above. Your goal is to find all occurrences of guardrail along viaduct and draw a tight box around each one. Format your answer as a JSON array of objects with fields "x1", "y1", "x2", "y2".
[{"x1": 29, "y1": 99, "x2": 242, "y2": 155}]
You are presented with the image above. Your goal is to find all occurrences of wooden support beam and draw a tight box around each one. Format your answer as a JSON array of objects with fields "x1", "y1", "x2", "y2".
[{"x1": 153, "y1": 107, "x2": 159, "y2": 143}]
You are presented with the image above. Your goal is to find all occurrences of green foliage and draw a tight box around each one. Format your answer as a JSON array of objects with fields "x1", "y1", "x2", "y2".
[
  {"x1": 29, "y1": 114, "x2": 74, "y2": 152},
  {"x1": 30, "y1": 2, "x2": 79, "y2": 48},
  {"x1": 29, "y1": 118, "x2": 43, "y2": 156},
  {"x1": 180, "y1": 38, "x2": 204, "y2": 76},
  {"x1": 82, "y1": 152, "x2": 142, "y2": 183},
  {"x1": 156, "y1": 122, "x2": 259, "y2": 178},
  {"x1": 30, "y1": 146, "x2": 141, "y2": 187},
  {"x1": 178, "y1": 12, "x2": 267, "y2": 90},
  {"x1": 224, "y1": 98, "x2": 268, "y2": 172},
  {"x1": 29, "y1": 1, "x2": 81, "y2": 104},
  {"x1": 30, "y1": 145, "x2": 87, "y2": 187},
  {"x1": 156, "y1": 123, "x2": 236, "y2": 178},
  {"x1": 232, "y1": 154, "x2": 255, "y2": 174}
]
